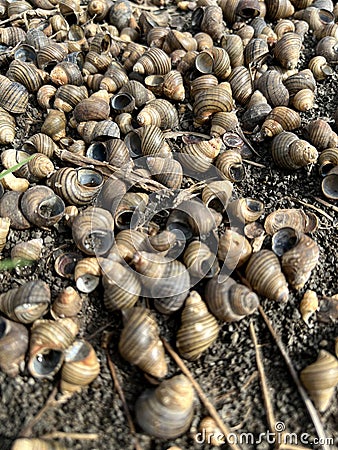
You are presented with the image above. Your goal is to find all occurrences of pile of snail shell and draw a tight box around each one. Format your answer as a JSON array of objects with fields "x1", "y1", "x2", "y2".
[{"x1": 0, "y1": 0, "x2": 337, "y2": 446}]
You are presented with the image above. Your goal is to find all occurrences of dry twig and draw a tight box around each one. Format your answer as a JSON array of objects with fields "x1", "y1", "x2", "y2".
[
  {"x1": 161, "y1": 338, "x2": 242, "y2": 450},
  {"x1": 313, "y1": 197, "x2": 338, "y2": 214},
  {"x1": 39, "y1": 432, "x2": 99, "y2": 440}
]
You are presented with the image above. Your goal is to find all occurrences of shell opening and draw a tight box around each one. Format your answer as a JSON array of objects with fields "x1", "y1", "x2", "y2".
[
  {"x1": 86, "y1": 142, "x2": 107, "y2": 162},
  {"x1": 77, "y1": 170, "x2": 103, "y2": 187},
  {"x1": 0, "y1": 317, "x2": 7, "y2": 338},
  {"x1": 111, "y1": 93, "x2": 135, "y2": 113},
  {"x1": 124, "y1": 131, "x2": 142, "y2": 157},
  {"x1": 31, "y1": 350, "x2": 63, "y2": 377},
  {"x1": 230, "y1": 164, "x2": 245, "y2": 182},
  {"x1": 84, "y1": 230, "x2": 114, "y2": 254},
  {"x1": 38, "y1": 196, "x2": 65, "y2": 219},
  {"x1": 272, "y1": 227, "x2": 299, "y2": 257}
]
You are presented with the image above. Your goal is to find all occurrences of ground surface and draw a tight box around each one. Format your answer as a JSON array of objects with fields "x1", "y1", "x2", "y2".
[{"x1": 0, "y1": 2, "x2": 337, "y2": 450}]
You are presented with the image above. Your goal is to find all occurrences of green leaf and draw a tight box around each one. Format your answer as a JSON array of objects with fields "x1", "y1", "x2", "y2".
[
  {"x1": 0, "y1": 155, "x2": 35, "y2": 181},
  {"x1": 0, "y1": 258, "x2": 34, "y2": 271}
]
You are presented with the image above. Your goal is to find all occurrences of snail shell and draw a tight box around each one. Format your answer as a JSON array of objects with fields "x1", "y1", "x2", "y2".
[
  {"x1": 228, "y1": 66, "x2": 253, "y2": 105},
  {"x1": 193, "y1": 84, "x2": 234, "y2": 126},
  {"x1": 74, "y1": 257, "x2": 101, "y2": 293},
  {"x1": 183, "y1": 241, "x2": 219, "y2": 280},
  {"x1": 300, "y1": 290, "x2": 319, "y2": 326},
  {"x1": 242, "y1": 90, "x2": 272, "y2": 131},
  {"x1": 201, "y1": 180, "x2": 233, "y2": 212},
  {"x1": 105, "y1": 138, "x2": 132, "y2": 168},
  {"x1": 244, "y1": 38, "x2": 269, "y2": 67},
  {"x1": 88, "y1": 0, "x2": 113, "y2": 20},
  {"x1": 274, "y1": 32, "x2": 302, "y2": 69},
  {"x1": 112, "y1": 229, "x2": 148, "y2": 262},
  {"x1": 317, "y1": 294, "x2": 338, "y2": 323},
  {"x1": 115, "y1": 192, "x2": 149, "y2": 230},
  {"x1": 176, "y1": 291, "x2": 219, "y2": 360},
  {"x1": 308, "y1": 56, "x2": 333, "y2": 80},
  {"x1": 28, "y1": 318, "x2": 79, "y2": 379},
  {"x1": 37, "y1": 85, "x2": 57, "y2": 109},
  {"x1": 0, "y1": 106, "x2": 15, "y2": 144},
  {"x1": 135, "y1": 374, "x2": 194, "y2": 439},
  {"x1": 36, "y1": 42, "x2": 68, "y2": 70},
  {"x1": 6, "y1": 60, "x2": 46, "y2": 92},
  {"x1": 318, "y1": 148, "x2": 338, "y2": 176},
  {"x1": 11, "y1": 238, "x2": 43, "y2": 265},
  {"x1": 125, "y1": 125, "x2": 171, "y2": 158},
  {"x1": 48, "y1": 167, "x2": 104, "y2": 206},
  {"x1": 119, "y1": 80, "x2": 155, "y2": 108},
  {"x1": 54, "y1": 85, "x2": 88, "y2": 112},
  {"x1": 137, "y1": 99, "x2": 179, "y2": 129},
  {"x1": 255, "y1": 70, "x2": 289, "y2": 107},
  {"x1": 190, "y1": 75, "x2": 218, "y2": 101},
  {"x1": 51, "y1": 286, "x2": 83, "y2": 319},
  {"x1": 272, "y1": 228, "x2": 319, "y2": 290},
  {"x1": 227, "y1": 198, "x2": 264, "y2": 223},
  {"x1": 316, "y1": 36, "x2": 338, "y2": 64},
  {"x1": 205, "y1": 276, "x2": 259, "y2": 322},
  {"x1": 198, "y1": 417, "x2": 225, "y2": 447},
  {"x1": 41, "y1": 109, "x2": 67, "y2": 141},
  {"x1": 322, "y1": 166, "x2": 338, "y2": 200},
  {"x1": 0, "y1": 172, "x2": 29, "y2": 193},
  {"x1": 221, "y1": 34, "x2": 244, "y2": 68},
  {"x1": 215, "y1": 150, "x2": 246, "y2": 182},
  {"x1": 82, "y1": 51, "x2": 113, "y2": 75},
  {"x1": 300, "y1": 350, "x2": 338, "y2": 412},
  {"x1": 73, "y1": 90, "x2": 110, "y2": 123},
  {"x1": 102, "y1": 260, "x2": 141, "y2": 311},
  {"x1": 20, "y1": 186, "x2": 65, "y2": 228},
  {"x1": 292, "y1": 89, "x2": 315, "y2": 111},
  {"x1": 0, "y1": 316, "x2": 29, "y2": 377},
  {"x1": 0, "y1": 217, "x2": 10, "y2": 253},
  {"x1": 194, "y1": 32, "x2": 214, "y2": 52},
  {"x1": 0, "y1": 191, "x2": 31, "y2": 230},
  {"x1": 60, "y1": 340, "x2": 100, "y2": 394},
  {"x1": 119, "y1": 306, "x2": 167, "y2": 378},
  {"x1": 0, "y1": 75, "x2": 29, "y2": 114},
  {"x1": 271, "y1": 131, "x2": 318, "y2": 169},
  {"x1": 178, "y1": 137, "x2": 222, "y2": 173},
  {"x1": 200, "y1": 5, "x2": 225, "y2": 41},
  {"x1": 77, "y1": 120, "x2": 120, "y2": 144},
  {"x1": 163, "y1": 70, "x2": 185, "y2": 101},
  {"x1": 133, "y1": 251, "x2": 190, "y2": 314},
  {"x1": 245, "y1": 249, "x2": 289, "y2": 302},
  {"x1": 12, "y1": 439, "x2": 66, "y2": 450},
  {"x1": 274, "y1": 19, "x2": 295, "y2": 39},
  {"x1": 0, "y1": 27, "x2": 26, "y2": 46},
  {"x1": 72, "y1": 206, "x2": 114, "y2": 256},
  {"x1": 0, "y1": 280, "x2": 51, "y2": 324},
  {"x1": 306, "y1": 118, "x2": 338, "y2": 150},
  {"x1": 265, "y1": 208, "x2": 319, "y2": 235},
  {"x1": 133, "y1": 47, "x2": 171, "y2": 75},
  {"x1": 265, "y1": 0, "x2": 295, "y2": 20},
  {"x1": 217, "y1": 229, "x2": 252, "y2": 270},
  {"x1": 210, "y1": 111, "x2": 239, "y2": 137},
  {"x1": 261, "y1": 106, "x2": 301, "y2": 137},
  {"x1": 163, "y1": 30, "x2": 197, "y2": 53},
  {"x1": 23, "y1": 133, "x2": 59, "y2": 158},
  {"x1": 147, "y1": 157, "x2": 183, "y2": 189}
]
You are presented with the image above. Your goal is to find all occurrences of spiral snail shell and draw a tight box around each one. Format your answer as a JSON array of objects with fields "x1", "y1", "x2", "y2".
[
  {"x1": 135, "y1": 374, "x2": 194, "y2": 439},
  {"x1": 0, "y1": 316, "x2": 29, "y2": 377},
  {"x1": 264, "y1": 208, "x2": 319, "y2": 235},
  {"x1": 183, "y1": 241, "x2": 219, "y2": 280},
  {"x1": 51, "y1": 286, "x2": 83, "y2": 319},
  {"x1": 271, "y1": 131, "x2": 318, "y2": 169},
  {"x1": 0, "y1": 217, "x2": 10, "y2": 253},
  {"x1": 0, "y1": 106, "x2": 16, "y2": 144},
  {"x1": 11, "y1": 439, "x2": 66, "y2": 449},
  {"x1": 217, "y1": 229, "x2": 252, "y2": 271},
  {"x1": 118, "y1": 306, "x2": 167, "y2": 378},
  {"x1": 300, "y1": 290, "x2": 319, "y2": 326}
]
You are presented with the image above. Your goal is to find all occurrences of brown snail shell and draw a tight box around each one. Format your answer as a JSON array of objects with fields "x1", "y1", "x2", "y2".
[
  {"x1": 300, "y1": 350, "x2": 338, "y2": 412},
  {"x1": 99, "y1": 63, "x2": 129, "y2": 93},
  {"x1": 20, "y1": 186, "x2": 65, "y2": 229},
  {"x1": 74, "y1": 257, "x2": 101, "y2": 293},
  {"x1": 0, "y1": 107, "x2": 15, "y2": 145},
  {"x1": 0, "y1": 191, "x2": 31, "y2": 230},
  {"x1": 11, "y1": 439, "x2": 66, "y2": 450},
  {"x1": 115, "y1": 192, "x2": 149, "y2": 230},
  {"x1": 244, "y1": 37, "x2": 269, "y2": 67},
  {"x1": 190, "y1": 75, "x2": 218, "y2": 101},
  {"x1": 308, "y1": 56, "x2": 333, "y2": 80},
  {"x1": 245, "y1": 249, "x2": 289, "y2": 302},
  {"x1": 194, "y1": 32, "x2": 214, "y2": 52},
  {"x1": 41, "y1": 109, "x2": 67, "y2": 141},
  {"x1": 163, "y1": 70, "x2": 185, "y2": 101},
  {"x1": 266, "y1": 0, "x2": 295, "y2": 20},
  {"x1": 102, "y1": 260, "x2": 141, "y2": 311},
  {"x1": 163, "y1": 30, "x2": 197, "y2": 53},
  {"x1": 321, "y1": 166, "x2": 338, "y2": 200},
  {"x1": 72, "y1": 206, "x2": 114, "y2": 256},
  {"x1": 104, "y1": 138, "x2": 132, "y2": 168},
  {"x1": 82, "y1": 51, "x2": 113, "y2": 75},
  {"x1": 193, "y1": 84, "x2": 234, "y2": 126},
  {"x1": 198, "y1": 417, "x2": 225, "y2": 447},
  {"x1": 23, "y1": 133, "x2": 59, "y2": 158},
  {"x1": 178, "y1": 137, "x2": 222, "y2": 173},
  {"x1": 0, "y1": 316, "x2": 29, "y2": 377},
  {"x1": 51, "y1": 286, "x2": 83, "y2": 319},
  {"x1": 36, "y1": 42, "x2": 68, "y2": 70},
  {"x1": 133, "y1": 48, "x2": 171, "y2": 75},
  {"x1": 122, "y1": 42, "x2": 146, "y2": 72},
  {"x1": 292, "y1": 88, "x2": 315, "y2": 111},
  {"x1": 284, "y1": 69, "x2": 316, "y2": 97},
  {"x1": 125, "y1": 125, "x2": 171, "y2": 158},
  {"x1": 274, "y1": 19, "x2": 295, "y2": 39},
  {"x1": 274, "y1": 32, "x2": 302, "y2": 69},
  {"x1": 0, "y1": 280, "x2": 51, "y2": 324},
  {"x1": 6, "y1": 60, "x2": 46, "y2": 93},
  {"x1": 215, "y1": 150, "x2": 246, "y2": 182},
  {"x1": 271, "y1": 131, "x2": 318, "y2": 169},
  {"x1": 133, "y1": 251, "x2": 190, "y2": 314},
  {"x1": 300, "y1": 290, "x2": 319, "y2": 326},
  {"x1": 227, "y1": 198, "x2": 264, "y2": 223},
  {"x1": 201, "y1": 180, "x2": 233, "y2": 212},
  {"x1": 318, "y1": 148, "x2": 338, "y2": 176},
  {"x1": 144, "y1": 74, "x2": 164, "y2": 96},
  {"x1": 146, "y1": 230, "x2": 178, "y2": 256},
  {"x1": 54, "y1": 85, "x2": 88, "y2": 113},
  {"x1": 11, "y1": 238, "x2": 43, "y2": 265},
  {"x1": 210, "y1": 111, "x2": 239, "y2": 137},
  {"x1": 119, "y1": 80, "x2": 155, "y2": 108},
  {"x1": 306, "y1": 118, "x2": 338, "y2": 150},
  {"x1": 0, "y1": 172, "x2": 29, "y2": 193},
  {"x1": 111, "y1": 92, "x2": 135, "y2": 114},
  {"x1": 261, "y1": 106, "x2": 301, "y2": 137},
  {"x1": 112, "y1": 229, "x2": 148, "y2": 262},
  {"x1": 264, "y1": 208, "x2": 319, "y2": 235},
  {"x1": 73, "y1": 90, "x2": 110, "y2": 123},
  {"x1": 217, "y1": 229, "x2": 252, "y2": 270},
  {"x1": 315, "y1": 22, "x2": 338, "y2": 40},
  {"x1": 37, "y1": 85, "x2": 57, "y2": 110},
  {"x1": 255, "y1": 70, "x2": 289, "y2": 107},
  {"x1": 0, "y1": 217, "x2": 10, "y2": 253},
  {"x1": 0, "y1": 75, "x2": 29, "y2": 114},
  {"x1": 137, "y1": 99, "x2": 179, "y2": 129},
  {"x1": 0, "y1": 27, "x2": 26, "y2": 46},
  {"x1": 48, "y1": 167, "x2": 104, "y2": 206},
  {"x1": 119, "y1": 306, "x2": 167, "y2": 378},
  {"x1": 28, "y1": 318, "x2": 79, "y2": 379},
  {"x1": 221, "y1": 34, "x2": 244, "y2": 68},
  {"x1": 183, "y1": 241, "x2": 219, "y2": 280},
  {"x1": 228, "y1": 66, "x2": 252, "y2": 105},
  {"x1": 176, "y1": 291, "x2": 219, "y2": 361},
  {"x1": 205, "y1": 276, "x2": 259, "y2": 322},
  {"x1": 294, "y1": 7, "x2": 334, "y2": 32},
  {"x1": 200, "y1": 5, "x2": 225, "y2": 41},
  {"x1": 77, "y1": 120, "x2": 120, "y2": 144},
  {"x1": 88, "y1": 0, "x2": 113, "y2": 20},
  {"x1": 60, "y1": 340, "x2": 100, "y2": 394},
  {"x1": 316, "y1": 36, "x2": 338, "y2": 64},
  {"x1": 242, "y1": 90, "x2": 272, "y2": 131},
  {"x1": 135, "y1": 374, "x2": 194, "y2": 439},
  {"x1": 64, "y1": 205, "x2": 79, "y2": 227},
  {"x1": 147, "y1": 157, "x2": 183, "y2": 189}
]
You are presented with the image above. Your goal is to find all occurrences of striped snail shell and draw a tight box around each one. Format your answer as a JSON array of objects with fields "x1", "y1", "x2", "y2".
[
  {"x1": 205, "y1": 276, "x2": 259, "y2": 322},
  {"x1": 217, "y1": 229, "x2": 252, "y2": 270},
  {"x1": 210, "y1": 111, "x2": 239, "y2": 138},
  {"x1": 48, "y1": 167, "x2": 104, "y2": 206},
  {"x1": 0, "y1": 217, "x2": 10, "y2": 253},
  {"x1": 82, "y1": 51, "x2": 113, "y2": 76},
  {"x1": 0, "y1": 26, "x2": 26, "y2": 46},
  {"x1": 133, "y1": 251, "x2": 190, "y2": 314},
  {"x1": 176, "y1": 291, "x2": 219, "y2": 361},
  {"x1": 308, "y1": 56, "x2": 333, "y2": 80},
  {"x1": 264, "y1": 208, "x2": 319, "y2": 235},
  {"x1": 0, "y1": 74, "x2": 29, "y2": 114},
  {"x1": 306, "y1": 118, "x2": 338, "y2": 150},
  {"x1": 0, "y1": 106, "x2": 15, "y2": 144},
  {"x1": 175, "y1": 199, "x2": 220, "y2": 237},
  {"x1": 255, "y1": 70, "x2": 289, "y2": 107},
  {"x1": 201, "y1": 180, "x2": 233, "y2": 212},
  {"x1": 125, "y1": 125, "x2": 171, "y2": 158},
  {"x1": 11, "y1": 438, "x2": 66, "y2": 449},
  {"x1": 300, "y1": 350, "x2": 338, "y2": 412},
  {"x1": 41, "y1": 109, "x2": 67, "y2": 141},
  {"x1": 221, "y1": 34, "x2": 244, "y2": 68},
  {"x1": 118, "y1": 306, "x2": 168, "y2": 378},
  {"x1": 200, "y1": 5, "x2": 226, "y2": 41},
  {"x1": 215, "y1": 150, "x2": 246, "y2": 182},
  {"x1": 102, "y1": 260, "x2": 141, "y2": 311},
  {"x1": 190, "y1": 74, "x2": 218, "y2": 101},
  {"x1": 292, "y1": 88, "x2": 315, "y2": 112},
  {"x1": 133, "y1": 47, "x2": 171, "y2": 75},
  {"x1": 0, "y1": 280, "x2": 51, "y2": 324},
  {"x1": 272, "y1": 228, "x2": 320, "y2": 290},
  {"x1": 54, "y1": 84, "x2": 88, "y2": 112},
  {"x1": 300, "y1": 290, "x2": 319, "y2": 326},
  {"x1": 23, "y1": 133, "x2": 59, "y2": 158},
  {"x1": 322, "y1": 166, "x2": 338, "y2": 200},
  {"x1": 137, "y1": 99, "x2": 179, "y2": 129},
  {"x1": 119, "y1": 80, "x2": 155, "y2": 108},
  {"x1": 318, "y1": 148, "x2": 338, "y2": 176},
  {"x1": 271, "y1": 131, "x2": 318, "y2": 169},
  {"x1": 6, "y1": 60, "x2": 46, "y2": 92},
  {"x1": 0, "y1": 191, "x2": 31, "y2": 230},
  {"x1": 114, "y1": 192, "x2": 149, "y2": 230},
  {"x1": 60, "y1": 340, "x2": 100, "y2": 394},
  {"x1": 242, "y1": 90, "x2": 272, "y2": 131},
  {"x1": 183, "y1": 240, "x2": 219, "y2": 280},
  {"x1": 11, "y1": 238, "x2": 43, "y2": 265},
  {"x1": 260, "y1": 106, "x2": 301, "y2": 137},
  {"x1": 274, "y1": 32, "x2": 302, "y2": 69},
  {"x1": 36, "y1": 42, "x2": 68, "y2": 70},
  {"x1": 274, "y1": 19, "x2": 295, "y2": 39},
  {"x1": 146, "y1": 157, "x2": 183, "y2": 189},
  {"x1": 265, "y1": 0, "x2": 294, "y2": 20},
  {"x1": 193, "y1": 84, "x2": 234, "y2": 126},
  {"x1": 72, "y1": 206, "x2": 114, "y2": 256},
  {"x1": 135, "y1": 374, "x2": 194, "y2": 439},
  {"x1": 0, "y1": 316, "x2": 29, "y2": 377},
  {"x1": 112, "y1": 229, "x2": 148, "y2": 262},
  {"x1": 1, "y1": 149, "x2": 53, "y2": 183},
  {"x1": 37, "y1": 85, "x2": 57, "y2": 110},
  {"x1": 51, "y1": 286, "x2": 83, "y2": 319},
  {"x1": 227, "y1": 198, "x2": 264, "y2": 223},
  {"x1": 163, "y1": 30, "x2": 197, "y2": 53},
  {"x1": 245, "y1": 249, "x2": 289, "y2": 302},
  {"x1": 20, "y1": 186, "x2": 65, "y2": 229},
  {"x1": 316, "y1": 36, "x2": 338, "y2": 64},
  {"x1": 87, "y1": 0, "x2": 113, "y2": 20},
  {"x1": 228, "y1": 66, "x2": 253, "y2": 105},
  {"x1": 74, "y1": 257, "x2": 101, "y2": 293},
  {"x1": 28, "y1": 318, "x2": 79, "y2": 379},
  {"x1": 163, "y1": 70, "x2": 185, "y2": 101},
  {"x1": 178, "y1": 137, "x2": 222, "y2": 173},
  {"x1": 244, "y1": 37, "x2": 269, "y2": 67},
  {"x1": 147, "y1": 230, "x2": 179, "y2": 256}
]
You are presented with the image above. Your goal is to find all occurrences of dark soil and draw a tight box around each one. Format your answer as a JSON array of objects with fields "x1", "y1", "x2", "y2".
[{"x1": 0, "y1": 2, "x2": 337, "y2": 450}]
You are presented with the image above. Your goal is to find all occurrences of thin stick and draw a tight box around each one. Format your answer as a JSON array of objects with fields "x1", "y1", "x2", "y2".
[
  {"x1": 284, "y1": 196, "x2": 334, "y2": 222},
  {"x1": 0, "y1": 8, "x2": 58, "y2": 25},
  {"x1": 39, "y1": 432, "x2": 99, "y2": 440},
  {"x1": 313, "y1": 196, "x2": 338, "y2": 214},
  {"x1": 249, "y1": 322, "x2": 277, "y2": 433},
  {"x1": 242, "y1": 159, "x2": 266, "y2": 168},
  {"x1": 258, "y1": 305, "x2": 330, "y2": 450},
  {"x1": 104, "y1": 339, "x2": 142, "y2": 450},
  {"x1": 161, "y1": 338, "x2": 242, "y2": 450},
  {"x1": 163, "y1": 131, "x2": 211, "y2": 140}
]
